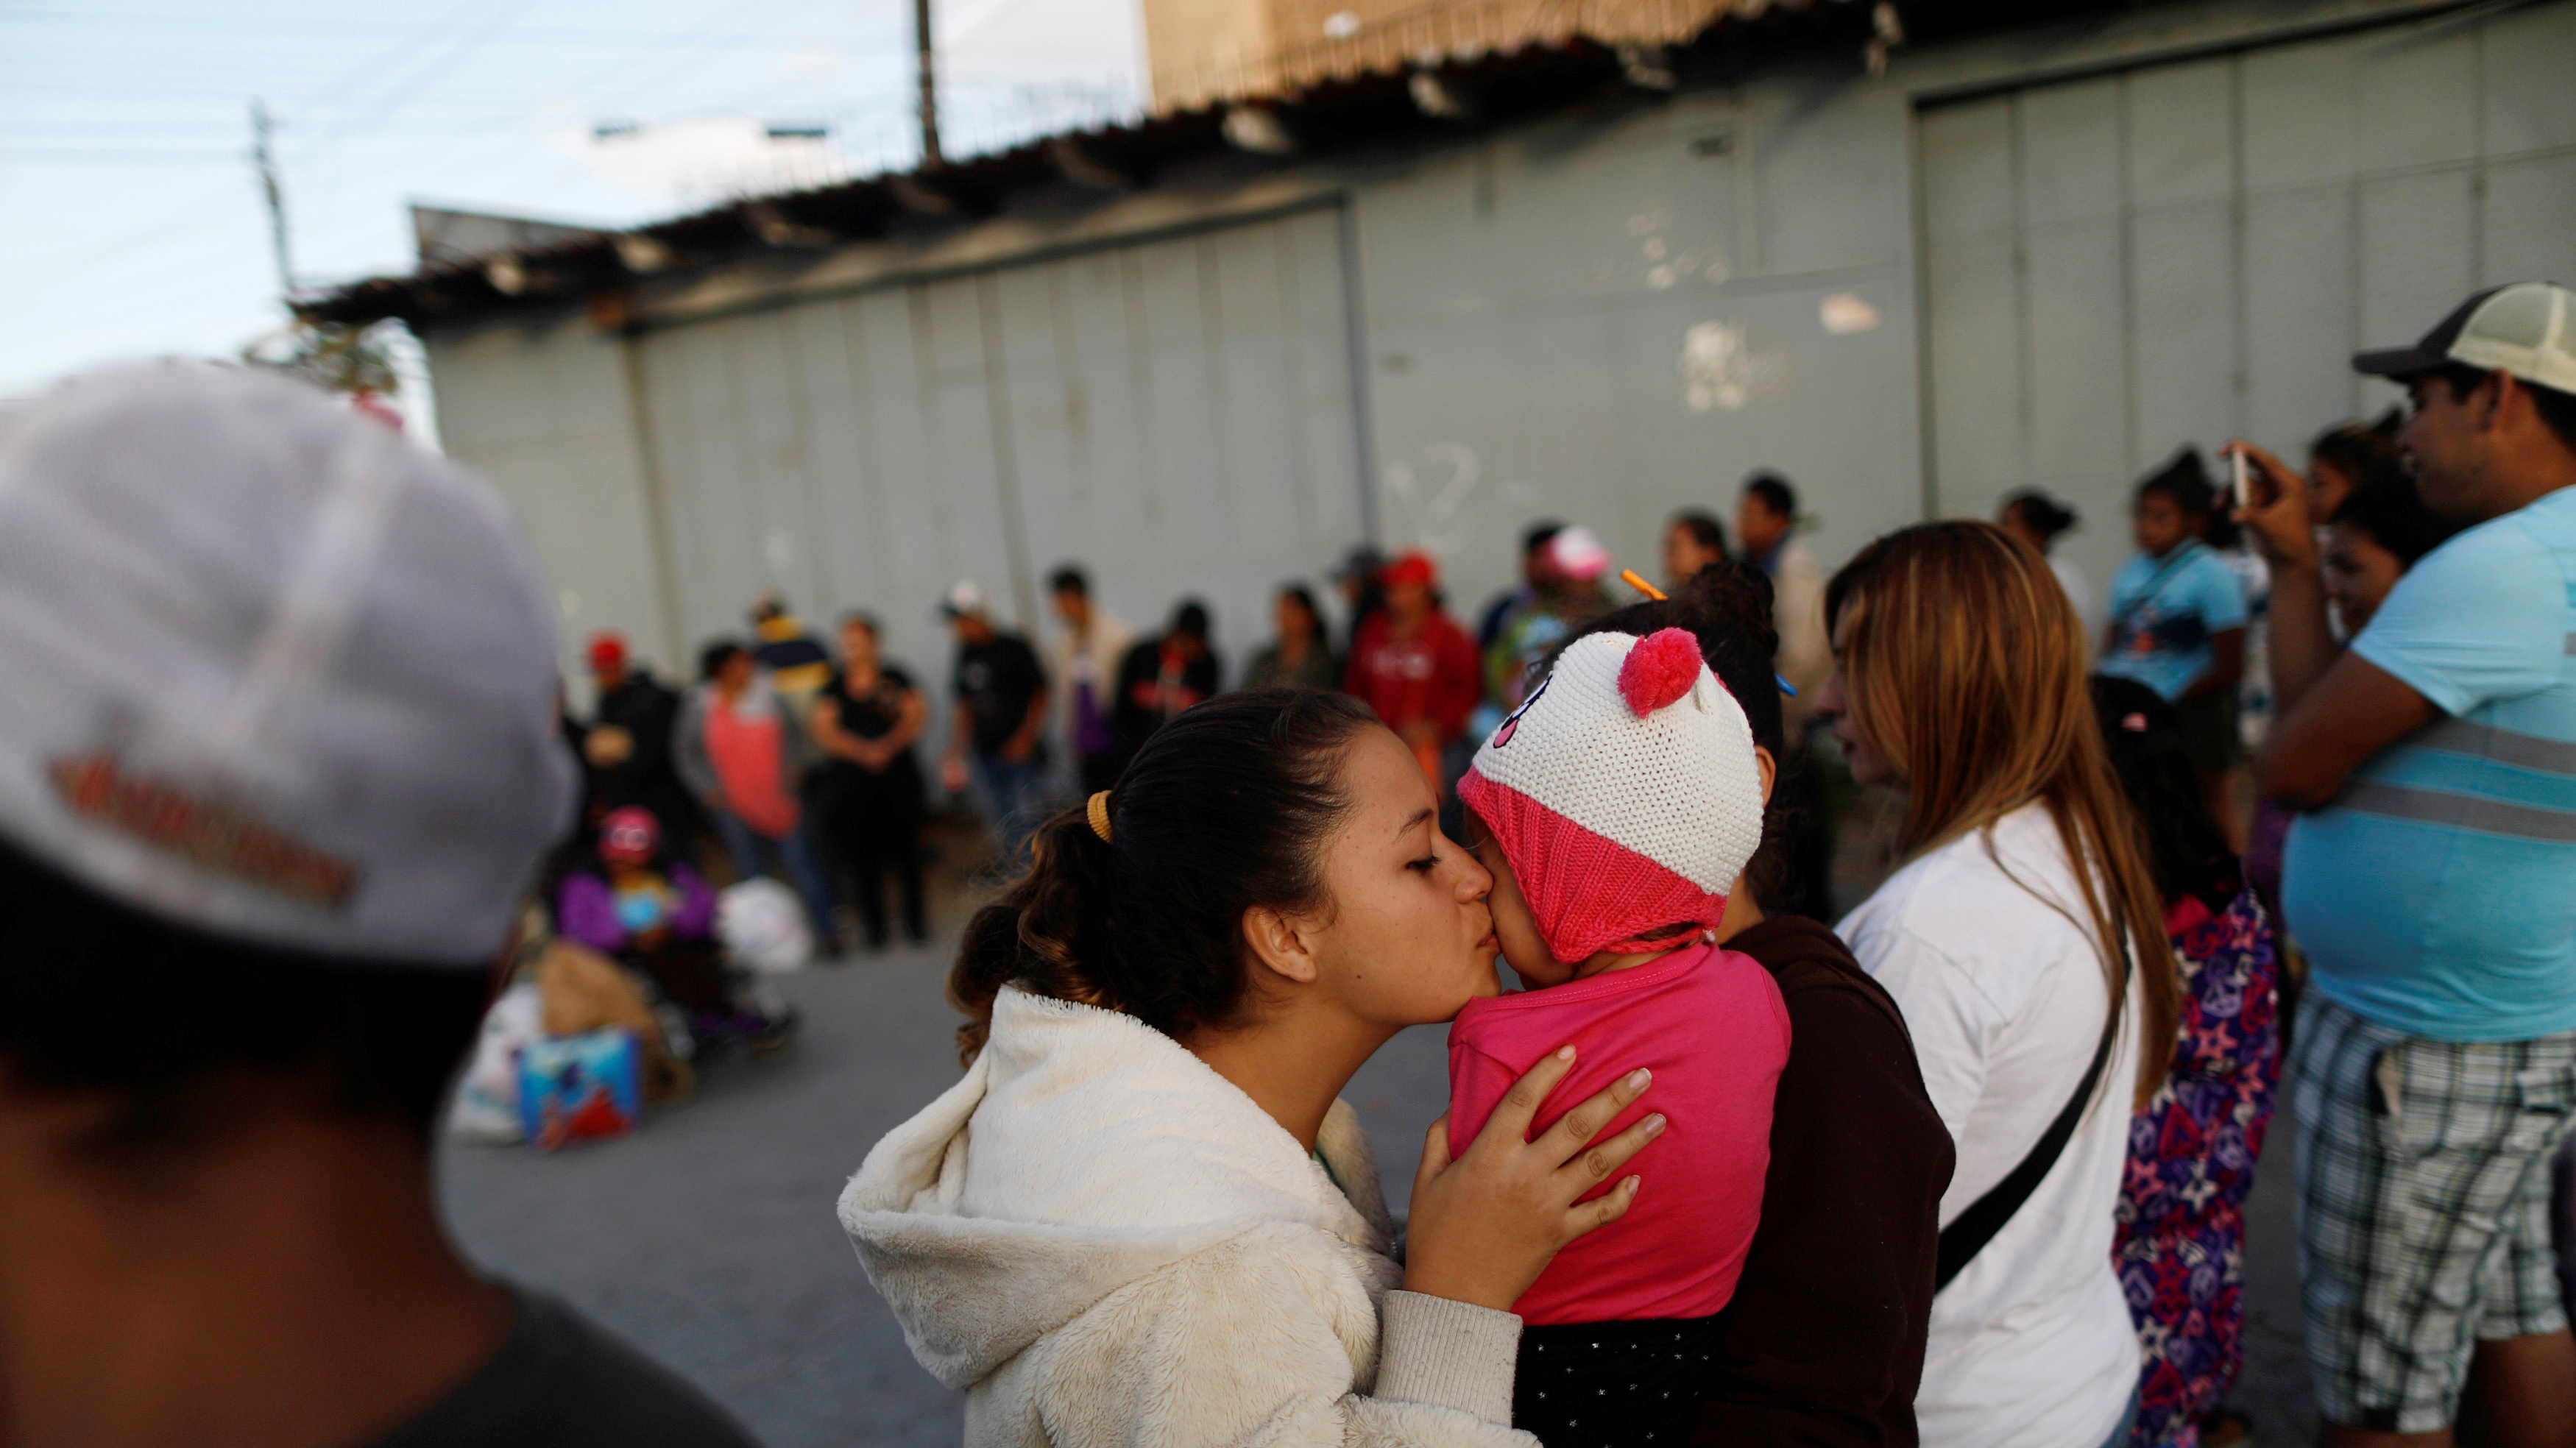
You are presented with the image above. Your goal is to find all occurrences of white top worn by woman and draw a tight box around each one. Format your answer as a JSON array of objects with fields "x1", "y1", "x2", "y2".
[
  {"x1": 1839, "y1": 802, "x2": 2144, "y2": 1448},
  {"x1": 841, "y1": 986, "x2": 1536, "y2": 1447}
]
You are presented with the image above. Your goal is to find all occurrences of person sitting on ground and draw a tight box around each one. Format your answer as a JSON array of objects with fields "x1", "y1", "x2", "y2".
[
  {"x1": 2098, "y1": 450, "x2": 2249, "y2": 807},
  {"x1": 1108, "y1": 597, "x2": 1221, "y2": 778},
  {"x1": 2090, "y1": 676, "x2": 2283, "y2": 1448},
  {"x1": 2000, "y1": 488, "x2": 2098, "y2": 647},
  {"x1": 1345, "y1": 550, "x2": 1482, "y2": 790},
  {"x1": 1242, "y1": 583, "x2": 1342, "y2": 692},
  {"x1": 2229, "y1": 281, "x2": 2576, "y2": 1448},
  {"x1": 1448, "y1": 625, "x2": 1789, "y2": 1447},
  {"x1": 557, "y1": 808, "x2": 720, "y2": 1007},
  {"x1": 1662, "y1": 509, "x2": 1728, "y2": 594},
  {"x1": 676, "y1": 639, "x2": 838, "y2": 951},
  {"x1": 0, "y1": 361, "x2": 755, "y2": 1448},
  {"x1": 557, "y1": 806, "x2": 793, "y2": 1052}
]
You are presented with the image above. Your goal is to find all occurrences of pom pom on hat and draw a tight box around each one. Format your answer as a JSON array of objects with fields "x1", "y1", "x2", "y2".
[{"x1": 1618, "y1": 627, "x2": 1705, "y2": 717}]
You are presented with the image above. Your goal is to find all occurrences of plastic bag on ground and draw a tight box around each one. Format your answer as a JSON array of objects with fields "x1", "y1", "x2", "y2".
[
  {"x1": 719, "y1": 877, "x2": 813, "y2": 974},
  {"x1": 449, "y1": 982, "x2": 542, "y2": 1143}
]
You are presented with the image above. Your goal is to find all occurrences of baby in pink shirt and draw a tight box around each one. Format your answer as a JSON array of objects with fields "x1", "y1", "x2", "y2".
[{"x1": 1450, "y1": 627, "x2": 1789, "y2": 1447}]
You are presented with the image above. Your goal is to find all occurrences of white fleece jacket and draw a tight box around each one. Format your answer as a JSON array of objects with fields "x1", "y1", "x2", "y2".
[{"x1": 840, "y1": 987, "x2": 1535, "y2": 1447}]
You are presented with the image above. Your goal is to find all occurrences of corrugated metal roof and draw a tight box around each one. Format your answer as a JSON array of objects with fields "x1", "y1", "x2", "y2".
[{"x1": 296, "y1": 0, "x2": 2080, "y2": 329}]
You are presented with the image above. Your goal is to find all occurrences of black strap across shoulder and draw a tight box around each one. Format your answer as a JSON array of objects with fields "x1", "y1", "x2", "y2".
[{"x1": 1931, "y1": 932, "x2": 2130, "y2": 1292}]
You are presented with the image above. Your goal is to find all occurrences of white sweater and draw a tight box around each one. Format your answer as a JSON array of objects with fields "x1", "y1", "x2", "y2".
[
  {"x1": 840, "y1": 986, "x2": 1535, "y2": 1447},
  {"x1": 1839, "y1": 803, "x2": 2143, "y2": 1448}
]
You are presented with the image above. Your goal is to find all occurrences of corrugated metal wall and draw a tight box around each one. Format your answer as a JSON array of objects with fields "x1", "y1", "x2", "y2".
[
  {"x1": 626, "y1": 203, "x2": 1365, "y2": 716},
  {"x1": 1351, "y1": 79, "x2": 1922, "y2": 608},
  {"x1": 1917, "y1": 1, "x2": 2576, "y2": 594}
]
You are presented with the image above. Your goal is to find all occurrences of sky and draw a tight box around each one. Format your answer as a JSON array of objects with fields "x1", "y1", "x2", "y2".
[{"x1": 0, "y1": 0, "x2": 1147, "y2": 405}]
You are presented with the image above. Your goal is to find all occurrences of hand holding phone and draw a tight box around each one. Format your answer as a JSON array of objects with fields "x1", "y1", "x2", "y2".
[{"x1": 2223, "y1": 440, "x2": 2316, "y2": 567}]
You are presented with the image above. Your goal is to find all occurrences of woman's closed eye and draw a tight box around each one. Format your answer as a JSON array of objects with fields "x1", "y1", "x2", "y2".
[{"x1": 1406, "y1": 853, "x2": 1441, "y2": 874}]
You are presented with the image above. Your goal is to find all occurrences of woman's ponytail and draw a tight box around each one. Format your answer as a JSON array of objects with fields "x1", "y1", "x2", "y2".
[{"x1": 949, "y1": 807, "x2": 1120, "y2": 1066}]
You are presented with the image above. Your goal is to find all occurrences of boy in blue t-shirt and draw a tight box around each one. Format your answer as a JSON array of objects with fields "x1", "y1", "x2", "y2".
[{"x1": 2100, "y1": 448, "x2": 2250, "y2": 784}]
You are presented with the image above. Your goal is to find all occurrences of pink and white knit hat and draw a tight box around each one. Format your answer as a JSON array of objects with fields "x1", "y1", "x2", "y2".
[{"x1": 1459, "y1": 628, "x2": 1765, "y2": 963}]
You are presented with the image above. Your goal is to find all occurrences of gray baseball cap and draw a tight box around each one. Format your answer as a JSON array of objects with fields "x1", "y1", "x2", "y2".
[
  {"x1": 2354, "y1": 281, "x2": 2576, "y2": 392},
  {"x1": 0, "y1": 362, "x2": 575, "y2": 965}
]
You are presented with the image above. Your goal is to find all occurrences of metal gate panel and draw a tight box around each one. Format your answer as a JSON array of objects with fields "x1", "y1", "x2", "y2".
[
  {"x1": 2485, "y1": 154, "x2": 2576, "y2": 283},
  {"x1": 2485, "y1": 3, "x2": 2576, "y2": 154},
  {"x1": 626, "y1": 204, "x2": 1367, "y2": 737},
  {"x1": 1281, "y1": 209, "x2": 1367, "y2": 550},
  {"x1": 2243, "y1": 182, "x2": 2354, "y2": 452},
  {"x1": 2020, "y1": 80, "x2": 2128, "y2": 489},
  {"x1": 1915, "y1": 2, "x2": 2576, "y2": 595},
  {"x1": 846, "y1": 286, "x2": 959, "y2": 638},
  {"x1": 2127, "y1": 58, "x2": 2241, "y2": 464},
  {"x1": 730, "y1": 311, "x2": 829, "y2": 616}
]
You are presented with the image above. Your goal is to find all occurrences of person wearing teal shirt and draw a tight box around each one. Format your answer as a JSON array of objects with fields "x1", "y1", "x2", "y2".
[
  {"x1": 2234, "y1": 282, "x2": 2576, "y2": 1448},
  {"x1": 2100, "y1": 450, "x2": 2250, "y2": 792}
]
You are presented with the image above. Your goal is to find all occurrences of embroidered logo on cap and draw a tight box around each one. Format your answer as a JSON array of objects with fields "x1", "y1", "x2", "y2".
[{"x1": 48, "y1": 751, "x2": 358, "y2": 909}]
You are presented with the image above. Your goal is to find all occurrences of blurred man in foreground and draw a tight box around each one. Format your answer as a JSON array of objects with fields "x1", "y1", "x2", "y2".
[{"x1": 0, "y1": 364, "x2": 756, "y2": 1448}]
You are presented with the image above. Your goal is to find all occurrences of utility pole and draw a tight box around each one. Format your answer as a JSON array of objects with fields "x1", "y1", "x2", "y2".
[
  {"x1": 913, "y1": 0, "x2": 942, "y2": 168},
  {"x1": 250, "y1": 99, "x2": 294, "y2": 297}
]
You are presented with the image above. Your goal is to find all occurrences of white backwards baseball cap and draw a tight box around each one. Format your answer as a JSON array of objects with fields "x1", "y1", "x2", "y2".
[
  {"x1": 2354, "y1": 280, "x2": 2576, "y2": 394},
  {"x1": 0, "y1": 362, "x2": 576, "y2": 966},
  {"x1": 940, "y1": 580, "x2": 988, "y2": 618}
]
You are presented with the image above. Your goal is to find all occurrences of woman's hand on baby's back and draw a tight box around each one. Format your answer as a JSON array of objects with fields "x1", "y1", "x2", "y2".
[{"x1": 1400, "y1": 1046, "x2": 1661, "y2": 1313}]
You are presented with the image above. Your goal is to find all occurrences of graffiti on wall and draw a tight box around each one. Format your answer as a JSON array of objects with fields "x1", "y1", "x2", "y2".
[{"x1": 1680, "y1": 319, "x2": 1791, "y2": 412}]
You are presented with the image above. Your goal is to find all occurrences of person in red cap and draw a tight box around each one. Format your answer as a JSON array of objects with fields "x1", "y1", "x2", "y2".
[{"x1": 1342, "y1": 550, "x2": 1481, "y2": 789}]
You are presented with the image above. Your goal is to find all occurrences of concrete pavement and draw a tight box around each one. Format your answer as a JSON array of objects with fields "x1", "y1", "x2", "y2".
[{"x1": 439, "y1": 934, "x2": 2318, "y2": 1446}]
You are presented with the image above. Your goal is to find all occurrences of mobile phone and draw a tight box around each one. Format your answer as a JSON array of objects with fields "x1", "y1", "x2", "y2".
[{"x1": 2230, "y1": 448, "x2": 2249, "y2": 511}]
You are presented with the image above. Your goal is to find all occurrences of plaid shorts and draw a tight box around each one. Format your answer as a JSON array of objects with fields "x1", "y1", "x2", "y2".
[{"x1": 2290, "y1": 993, "x2": 2576, "y2": 1433}]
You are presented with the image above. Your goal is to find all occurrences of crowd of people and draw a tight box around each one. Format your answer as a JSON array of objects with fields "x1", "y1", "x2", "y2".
[
  {"x1": 2, "y1": 275, "x2": 2571, "y2": 1448},
  {"x1": 843, "y1": 280, "x2": 2576, "y2": 1448},
  {"x1": 572, "y1": 475, "x2": 1852, "y2": 965}
]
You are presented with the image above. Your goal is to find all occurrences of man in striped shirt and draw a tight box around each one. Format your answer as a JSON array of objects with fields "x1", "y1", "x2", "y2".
[{"x1": 2238, "y1": 281, "x2": 2576, "y2": 1448}]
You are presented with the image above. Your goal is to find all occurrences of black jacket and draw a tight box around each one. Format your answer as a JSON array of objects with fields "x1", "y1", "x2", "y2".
[{"x1": 1695, "y1": 915, "x2": 1954, "y2": 1448}]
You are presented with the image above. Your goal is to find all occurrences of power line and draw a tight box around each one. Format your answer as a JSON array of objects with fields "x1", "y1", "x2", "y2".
[
  {"x1": 0, "y1": 146, "x2": 241, "y2": 160},
  {"x1": 251, "y1": 99, "x2": 293, "y2": 295}
]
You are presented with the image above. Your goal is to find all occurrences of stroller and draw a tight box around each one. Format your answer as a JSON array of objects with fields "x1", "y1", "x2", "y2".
[{"x1": 556, "y1": 806, "x2": 798, "y2": 1058}]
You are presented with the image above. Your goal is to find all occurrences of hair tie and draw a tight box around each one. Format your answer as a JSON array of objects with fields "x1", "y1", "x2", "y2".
[{"x1": 1086, "y1": 790, "x2": 1115, "y2": 844}]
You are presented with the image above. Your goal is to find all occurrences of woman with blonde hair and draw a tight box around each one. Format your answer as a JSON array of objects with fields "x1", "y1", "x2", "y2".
[{"x1": 1816, "y1": 521, "x2": 2179, "y2": 1448}]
